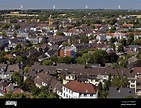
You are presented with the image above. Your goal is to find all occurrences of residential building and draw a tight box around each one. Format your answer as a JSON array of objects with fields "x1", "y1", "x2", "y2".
[
  {"x1": 59, "y1": 44, "x2": 77, "y2": 59},
  {"x1": 109, "y1": 87, "x2": 135, "y2": 98},
  {"x1": 58, "y1": 80, "x2": 98, "y2": 99}
]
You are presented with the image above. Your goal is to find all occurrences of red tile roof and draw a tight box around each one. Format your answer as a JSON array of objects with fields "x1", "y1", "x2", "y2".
[
  {"x1": 134, "y1": 67, "x2": 141, "y2": 73},
  {"x1": 64, "y1": 81, "x2": 97, "y2": 94},
  {"x1": 12, "y1": 88, "x2": 24, "y2": 94},
  {"x1": 123, "y1": 24, "x2": 134, "y2": 27},
  {"x1": 4, "y1": 54, "x2": 14, "y2": 59}
]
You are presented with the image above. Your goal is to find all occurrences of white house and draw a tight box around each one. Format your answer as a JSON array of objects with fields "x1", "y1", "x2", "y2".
[
  {"x1": 128, "y1": 77, "x2": 136, "y2": 93},
  {"x1": 96, "y1": 34, "x2": 106, "y2": 41},
  {"x1": 58, "y1": 80, "x2": 98, "y2": 99}
]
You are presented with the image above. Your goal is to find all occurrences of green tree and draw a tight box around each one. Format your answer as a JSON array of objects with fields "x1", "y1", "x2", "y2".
[
  {"x1": 82, "y1": 53, "x2": 91, "y2": 64},
  {"x1": 110, "y1": 43, "x2": 116, "y2": 51},
  {"x1": 0, "y1": 56, "x2": 7, "y2": 63},
  {"x1": 98, "y1": 82, "x2": 103, "y2": 97},
  {"x1": 2, "y1": 23, "x2": 11, "y2": 29},
  {"x1": 125, "y1": 95, "x2": 133, "y2": 98},
  {"x1": 63, "y1": 56, "x2": 74, "y2": 64},
  {"x1": 80, "y1": 35, "x2": 89, "y2": 44},
  {"x1": 3, "y1": 91, "x2": 12, "y2": 98},
  {"x1": 15, "y1": 43, "x2": 22, "y2": 50},
  {"x1": 134, "y1": 39, "x2": 141, "y2": 46},
  {"x1": 21, "y1": 78, "x2": 34, "y2": 91},
  {"x1": 58, "y1": 56, "x2": 74, "y2": 64},
  {"x1": 11, "y1": 93, "x2": 30, "y2": 99},
  {"x1": 47, "y1": 93, "x2": 59, "y2": 99},
  {"x1": 120, "y1": 38, "x2": 127, "y2": 46},
  {"x1": 137, "y1": 50, "x2": 141, "y2": 59},
  {"x1": 42, "y1": 60, "x2": 53, "y2": 65},
  {"x1": 2, "y1": 30, "x2": 7, "y2": 36},
  {"x1": 127, "y1": 33, "x2": 134, "y2": 45},
  {"x1": 110, "y1": 37, "x2": 118, "y2": 44},
  {"x1": 31, "y1": 86, "x2": 41, "y2": 96},
  {"x1": 111, "y1": 75, "x2": 129, "y2": 87},
  {"x1": 109, "y1": 52, "x2": 118, "y2": 63},
  {"x1": 56, "y1": 31, "x2": 65, "y2": 36},
  {"x1": 9, "y1": 58, "x2": 16, "y2": 64},
  {"x1": 117, "y1": 44, "x2": 124, "y2": 52},
  {"x1": 62, "y1": 41, "x2": 69, "y2": 46},
  {"x1": 50, "y1": 55, "x2": 58, "y2": 62},
  {"x1": 14, "y1": 24, "x2": 20, "y2": 30},
  {"x1": 93, "y1": 49, "x2": 110, "y2": 65},
  {"x1": 37, "y1": 91, "x2": 48, "y2": 98},
  {"x1": 76, "y1": 56, "x2": 84, "y2": 64},
  {"x1": 11, "y1": 72, "x2": 23, "y2": 86},
  {"x1": 109, "y1": 19, "x2": 117, "y2": 25},
  {"x1": 23, "y1": 66, "x2": 31, "y2": 73},
  {"x1": 16, "y1": 56, "x2": 23, "y2": 63}
]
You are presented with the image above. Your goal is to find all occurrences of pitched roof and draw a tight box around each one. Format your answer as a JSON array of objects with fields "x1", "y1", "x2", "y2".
[
  {"x1": 0, "y1": 64, "x2": 7, "y2": 70},
  {"x1": 12, "y1": 88, "x2": 24, "y2": 94},
  {"x1": 5, "y1": 83, "x2": 15, "y2": 92},
  {"x1": 128, "y1": 56, "x2": 138, "y2": 63},
  {"x1": 4, "y1": 54, "x2": 14, "y2": 59},
  {"x1": 64, "y1": 80, "x2": 97, "y2": 94},
  {"x1": 133, "y1": 67, "x2": 141, "y2": 73},
  {"x1": 6, "y1": 64, "x2": 19, "y2": 73},
  {"x1": 12, "y1": 88, "x2": 32, "y2": 98},
  {"x1": 0, "y1": 80, "x2": 9, "y2": 88},
  {"x1": 48, "y1": 78, "x2": 63, "y2": 92},
  {"x1": 123, "y1": 24, "x2": 134, "y2": 27},
  {"x1": 34, "y1": 72, "x2": 53, "y2": 85},
  {"x1": 109, "y1": 87, "x2": 135, "y2": 98}
]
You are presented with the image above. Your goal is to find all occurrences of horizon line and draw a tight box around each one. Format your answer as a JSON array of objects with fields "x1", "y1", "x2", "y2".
[{"x1": 0, "y1": 8, "x2": 141, "y2": 11}]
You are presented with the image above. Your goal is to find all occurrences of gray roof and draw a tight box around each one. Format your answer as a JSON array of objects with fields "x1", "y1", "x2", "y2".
[
  {"x1": 0, "y1": 64, "x2": 7, "y2": 70},
  {"x1": 48, "y1": 78, "x2": 63, "y2": 93},
  {"x1": 31, "y1": 64, "x2": 136, "y2": 78},
  {"x1": 5, "y1": 83, "x2": 15, "y2": 92},
  {"x1": 109, "y1": 87, "x2": 135, "y2": 98},
  {"x1": 128, "y1": 56, "x2": 138, "y2": 63},
  {"x1": 6, "y1": 64, "x2": 20, "y2": 73},
  {"x1": 34, "y1": 72, "x2": 53, "y2": 85}
]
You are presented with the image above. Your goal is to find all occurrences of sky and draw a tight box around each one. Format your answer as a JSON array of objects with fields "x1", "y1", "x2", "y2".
[{"x1": 0, "y1": 0, "x2": 141, "y2": 10}]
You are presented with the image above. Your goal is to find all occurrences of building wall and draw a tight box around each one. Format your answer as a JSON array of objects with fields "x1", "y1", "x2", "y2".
[
  {"x1": 66, "y1": 50, "x2": 71, "y2": 56},
  {"x1": 128, "y1": 79, "x2": 136, "y2": 93},
  {"x1": 59, "y1": 46, "x2": 76, "y2": 59},
  {"x1": 60, "y1": 49, "x2": 64, "y2": 57},
  {"x1": 60, "y1": 86, "x2": 98, "y2": 99}
]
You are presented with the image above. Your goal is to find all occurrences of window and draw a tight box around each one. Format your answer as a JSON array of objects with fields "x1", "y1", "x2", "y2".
[
  {"x1": 63, "y1": 87, "x2": 65, "y2": 91},
  {"x1": 84, "y1": 94, "x2": 87, "y2": 96},
  {"x1": 131, "y1": 80, "x2": 135, "y2": 83},
  {"x1": 131, "y1": 85, "x2": 135, "y2": 87}
]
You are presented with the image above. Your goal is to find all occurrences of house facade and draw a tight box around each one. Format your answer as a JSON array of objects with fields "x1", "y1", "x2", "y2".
[
  {"x1": 58, "y1": 80, "x2": 98, "y2": 99},
  {"x1": 59, "y1": 44, "x2": 77, "y2": 59}
]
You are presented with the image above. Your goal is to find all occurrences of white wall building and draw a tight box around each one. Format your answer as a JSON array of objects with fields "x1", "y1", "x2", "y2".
[{"x1": 58, "y1": 80, "x2": 98, "y2": 99}]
